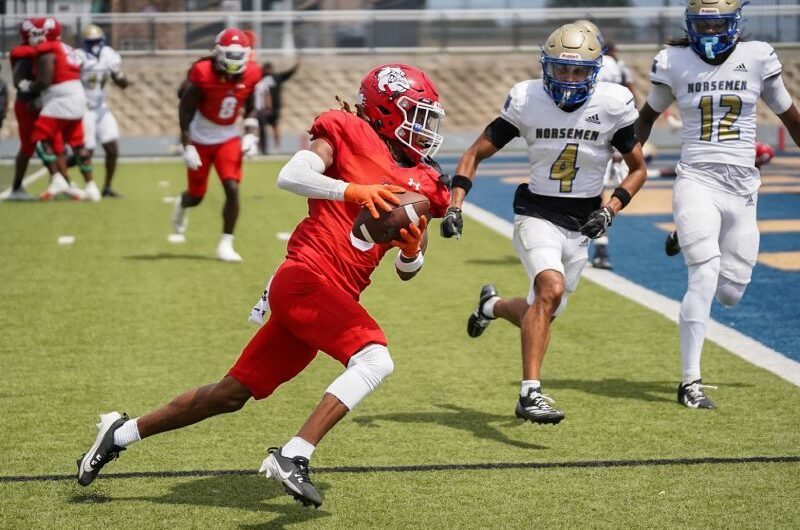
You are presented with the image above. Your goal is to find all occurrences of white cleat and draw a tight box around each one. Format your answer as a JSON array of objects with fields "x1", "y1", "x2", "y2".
[
  {"x1": 65, "y1": 181, "x2": 87, "y2": 201},
  {"x1": 40, "y1": 173, "x2": 71, "y2": 201},
  {"x1": 171, "y1": 197, "x2": 188, "y2": 235},
  {"x1": 216, "y1": 242, "x2": 243, "y2": 262},
  {"x1": 4, "y1": 188, "x2": 37, "y2": 201},
  {"x1": 84, "y1": 181, "x2": 102, "y2": 202}
]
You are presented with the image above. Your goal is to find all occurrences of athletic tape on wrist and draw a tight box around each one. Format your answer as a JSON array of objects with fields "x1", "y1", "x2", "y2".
[
  {"x1": 611, "y1": 187, "x2": 632, "y2": 209},
  {"x1": 451, "y1": 174, "x2": 473, "y2": 194},
  {"x1": 395, "y1": 251, "x2": 424, "y2": 273}
]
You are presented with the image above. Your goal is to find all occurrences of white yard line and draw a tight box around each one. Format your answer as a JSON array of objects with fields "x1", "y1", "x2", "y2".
[
  {"x1": 461, "y1": 202, "x2": 800, "y2": 388},
  {"x1": 0, "y1": 167, "x2": 48, "y2": 200}
]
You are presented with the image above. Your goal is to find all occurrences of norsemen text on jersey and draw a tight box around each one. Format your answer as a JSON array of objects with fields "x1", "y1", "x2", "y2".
[
  {"x1": 687, "y1": 80, "x2": 747, "y2": 93},
  {"x1": 535, "y1": 128, "x2": 600, "y2": 141}
]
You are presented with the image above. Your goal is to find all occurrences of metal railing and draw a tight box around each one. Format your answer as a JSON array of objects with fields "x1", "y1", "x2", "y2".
[{"x1": 2, "y1": 6, "x2": 799, "y2": 55}]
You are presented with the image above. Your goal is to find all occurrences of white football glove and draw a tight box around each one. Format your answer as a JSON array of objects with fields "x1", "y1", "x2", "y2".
[
  {"x1": 17, "y1": 79, "x2": 32, "y2": 93},
  {"x1": 241, "y1": 133, "x2": 259, "y2": 158},
  {"x1": 181, "y1": 144, "x2": 202, "y2": 170}
]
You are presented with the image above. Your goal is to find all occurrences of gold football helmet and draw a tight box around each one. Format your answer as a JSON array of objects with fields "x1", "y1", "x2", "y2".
[{"x1": 541, "y1": 24, "x2": 603, "y2": 108}]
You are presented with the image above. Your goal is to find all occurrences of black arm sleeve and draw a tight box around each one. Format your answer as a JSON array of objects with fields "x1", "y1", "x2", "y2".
[
  {"x1": 610, "y1": 123, "x2": 638, "y2": 154},
  {"x1": 483, "y1": 117, "x2": 520, "y2": 149}
]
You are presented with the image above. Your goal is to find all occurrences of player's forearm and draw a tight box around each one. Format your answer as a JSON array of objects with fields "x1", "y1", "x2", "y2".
[
  {"x1": 277, "y1": 150, "x2": 348, "y2": 200},
  {"x1": 778, "y1": 105, "x2": 800, "y2": 148}
]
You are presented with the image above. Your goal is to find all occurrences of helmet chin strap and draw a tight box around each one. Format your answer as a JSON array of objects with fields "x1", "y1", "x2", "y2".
[{"x1": 701, "y1": 36, "x2": 719, "y2": 59}]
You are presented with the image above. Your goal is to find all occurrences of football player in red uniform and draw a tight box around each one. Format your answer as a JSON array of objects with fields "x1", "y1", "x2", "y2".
[
  {"x1": 6, "y1": 18, "x2": 66, "y2": 201},
  {"x1": 22, "y1": 18, "x2": 98, "y2": 201},
  {"x1": 171, "y1": 28, "x2": 262, "y2": 261},
  {"x1": 76, "y1": 64, "x2": 449, "y2": 508}
]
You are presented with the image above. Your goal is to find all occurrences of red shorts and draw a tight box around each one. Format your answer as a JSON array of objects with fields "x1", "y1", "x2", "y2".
[
  {"x1": 31, "y1": 115, "x2": 83, "y2": 149},
  {"x1": 229, "y1": 261, "x2": 387, "y2": 399},
  {"x1": 187, "y1": 136, "x2": 243, "y2": 198},
  {"x1": 15, "y1": 101, "x2": 65, "y2": 156}
]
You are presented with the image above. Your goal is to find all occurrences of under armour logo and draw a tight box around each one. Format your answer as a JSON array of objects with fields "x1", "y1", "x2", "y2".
[
  {"x1": 585, "y1": 113, "x2": 601, "y2": 124},
  {"x1": 734, "y1": 63, "x2": 748, "y2": 72},
  {"x1": 408, "y1": 178, "x2": 421, "y2": 191}
]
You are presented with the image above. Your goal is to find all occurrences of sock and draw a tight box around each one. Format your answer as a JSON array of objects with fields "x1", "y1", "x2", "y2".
[
  {"x1": 679, "y1": 258, "x2": 719, "y2": 386},
  {"x1": 482, "y1": 296, "x2": 500, "y2": 319},
  {"x1": 281, "y1": 436, "x2": 315, "y2": 460},
  {"x1": 521, "y1": 380, "x2": 541, "y2": 397},
  {"x1": 220, "y1": 233, "x2": 234, "y2": 245},
  {"x1": 113, "y1": 418, "x2": 141, "y2": 448}
]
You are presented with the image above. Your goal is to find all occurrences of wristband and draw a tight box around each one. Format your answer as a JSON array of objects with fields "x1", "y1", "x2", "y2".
[
  {"x1": 243, "y1": 117, "x2": 259, "y2": 129},
  {"x1": 451, "y1": 174, "x2": 473, "y2": 195},
  {"x1": 395, "y1": 251, "x2": 424, "y2": 273},
  {"x1": 611, "y1": 187, "x2": 632, "y2": 209}
]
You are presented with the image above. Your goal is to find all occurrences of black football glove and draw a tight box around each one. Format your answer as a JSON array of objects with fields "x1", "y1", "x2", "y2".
[
  {"x1": 579, "y1": 206, "x2": 614, "y2": 239},
  {"x1": 440, "y1": 206, "x2": 463, "y2": 239}
]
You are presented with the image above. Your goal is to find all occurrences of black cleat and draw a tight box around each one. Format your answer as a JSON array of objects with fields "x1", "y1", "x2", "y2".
[
  {"x1": 467, "y1": 284, "x2": 498, "y2": 338},
  {"x1": 259, "y1": 447, "x2": 323, "y2": 508},
  {"x1": 677, "y1": 379, "x2": 717, "y2": 409},
  {"x1": 102, "y1": 187, "x2": 123, "y2": 198},
  {"x1": 515, "y1": 388, "x2": 565, "y2": 424},
  {"x1": 591, "y1": 256, "x2": 613, "y2": 270},
  {"x1": 665, "y1": 231, "x2": 681, "y2": 257},
  {"x1": 76, "y1": 412, "x2": 129, "y2": 486}
]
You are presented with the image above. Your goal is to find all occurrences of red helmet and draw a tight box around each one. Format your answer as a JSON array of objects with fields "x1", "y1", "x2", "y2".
[
  {"x1": 357, "y1": 64, "x2": 445, "y2": 162},
  {"x1": 19, "y1": 18, "x2": 46, "y2": 45},
  {"x1": 214, "y1": 28, "x2": 251, "y2": 75},
  {"x1": 755, "y1": 141, "x2": 774, "y2": 168},
  {"x1": 39, "y1": 17, "x2": 61, "y2": 40}
]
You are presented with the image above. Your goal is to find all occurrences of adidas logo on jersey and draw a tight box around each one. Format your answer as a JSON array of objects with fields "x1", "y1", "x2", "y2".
[
  {"x1": 585, "y1": 114, "x2": 601, "y2": 124},
  {"x1": 745, "y1": 195, "x2": 755, "y2": 207},
  {"x1": 734, "y1": 63, "x2": 748, "y2": 72}
]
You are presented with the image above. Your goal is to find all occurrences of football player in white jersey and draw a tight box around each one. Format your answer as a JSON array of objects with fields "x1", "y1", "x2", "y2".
[
  {"x1": 442, "y1": 23, "x2": 647, "y2": 423},
  {"x1": 636, "y1": 0, "x2": 800, "y2": 409},
  {"x1": 75, "y1": 24, "x2": 130, "y2": 198}
]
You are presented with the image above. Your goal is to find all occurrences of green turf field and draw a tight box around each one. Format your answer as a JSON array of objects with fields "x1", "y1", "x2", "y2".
[{"x1": 1, "y1": 161, "x2": 799, "y2": 528}]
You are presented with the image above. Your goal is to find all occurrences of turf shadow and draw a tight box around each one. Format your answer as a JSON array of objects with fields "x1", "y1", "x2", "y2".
[
  {"x1": 463, "y1": 255, "x2": 520, "y2": 266},
  {"x1": 123, "y1": 253, "x2": 218, "y2": 261},
  {"x1": 352, "y1": 403, "x2": 547, "y2": 450},
  {"x1": 69, "y1": 474, "x2": 330, "y2": 528},
  {"x1": 541, "y1": 378, "x2": 678, "y2": 403}
]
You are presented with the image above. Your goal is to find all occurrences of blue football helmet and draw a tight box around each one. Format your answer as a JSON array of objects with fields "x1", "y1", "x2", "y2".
[
  {"x1": 685, "y1": 0, "x2": 742, "y2": 60},
  {"x1": 82, "y1": 24, "x2": 105, "y2": 57},
  {"x1": 540, "y1": 24, "x2": 603, "y2": 109}
]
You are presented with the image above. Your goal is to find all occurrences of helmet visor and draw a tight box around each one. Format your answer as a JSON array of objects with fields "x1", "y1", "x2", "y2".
[
  {"x1": 687, "y1": 15, "x2": 735, "y2": 37},
  {"x1": 545, "y1": 62, "x2": 595, "y2": 83}
]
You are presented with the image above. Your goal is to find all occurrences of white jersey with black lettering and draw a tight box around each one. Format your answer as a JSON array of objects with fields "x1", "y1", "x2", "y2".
[
  {"x1": 651, "y1": 41, "x2": 781, "y2": 169},
  {"x1": 500, "y1": 79, "x2": 638, "y2": 198},
  {"x1": 75, "y1": 46, "x2": 122, "y2": 111}
]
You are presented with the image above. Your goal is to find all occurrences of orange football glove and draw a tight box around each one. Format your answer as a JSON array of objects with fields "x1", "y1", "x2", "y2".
[
  {"x1": 391, "y1": 215, "x2": 427, "y2": 258},
  {"x1": 344, "y1": 183, "x2": 405, "y2": 219}
]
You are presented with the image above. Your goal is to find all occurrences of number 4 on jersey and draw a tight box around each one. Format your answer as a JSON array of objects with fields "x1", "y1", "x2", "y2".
[{"x1": 550, "y1": 143, "x2": 579, "y2": 193}]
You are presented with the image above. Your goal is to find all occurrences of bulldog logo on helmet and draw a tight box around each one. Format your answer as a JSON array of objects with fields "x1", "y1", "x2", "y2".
[{"x1": 376, "y1": 67, "x2": 411, "y2": 94}]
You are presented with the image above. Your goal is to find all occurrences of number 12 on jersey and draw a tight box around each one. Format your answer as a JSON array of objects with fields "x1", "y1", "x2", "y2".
[
  {"x1": 550, "y1": 143, "x2": 579, "y2": 193},
  {"x1": 698, "y1": 94, "x2": 742, "y2": 142}
]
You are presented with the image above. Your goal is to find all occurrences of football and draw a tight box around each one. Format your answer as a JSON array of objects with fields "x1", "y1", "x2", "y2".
[{"x1": 351, "y1": 190, "x2": 430, "y2": 244}]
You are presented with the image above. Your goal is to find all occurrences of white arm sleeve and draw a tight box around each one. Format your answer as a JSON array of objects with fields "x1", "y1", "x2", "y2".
[
  {"x1": 646, "y1": 82, "x2": 675, "y2": 113},
  {"x1": 761, "y1": 74, "x2": 794, "y2": 115},
  {"x1": 277, "y1": 150, "x2": 349, "y2": 201}
]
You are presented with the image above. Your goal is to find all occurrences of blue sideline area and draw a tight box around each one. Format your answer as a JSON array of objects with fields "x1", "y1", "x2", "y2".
[{"x1": 437, "y1": 153, "x2": 800, "y2": 363}]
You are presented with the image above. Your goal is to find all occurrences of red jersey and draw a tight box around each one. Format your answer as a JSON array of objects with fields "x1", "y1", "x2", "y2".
[
  {"x1": 34, "y1": 40, "x2": 81, "y2": 84},
  {"x1": 188, "y1": 59, "x2": 262, "y2": 125},
  {"x1": 286, "y1": 110, "x2": 451, "y2": 299}
]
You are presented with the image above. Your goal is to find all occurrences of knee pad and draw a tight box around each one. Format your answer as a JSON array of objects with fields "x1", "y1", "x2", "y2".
[
  {"x1": 325, "y1": 344, "x2": 394, "y2": 410},
  {"x1": 35, "y1": 141, "x2": 57, "y2": 164},
  {"x1": 715, "y1": 276, "x2": 747, "y2": 307}
]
